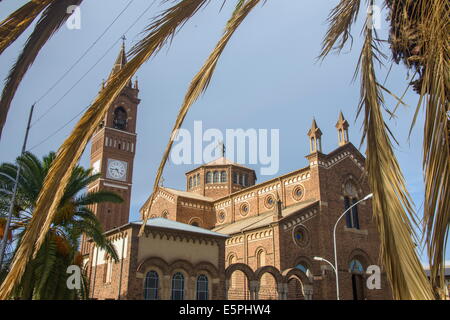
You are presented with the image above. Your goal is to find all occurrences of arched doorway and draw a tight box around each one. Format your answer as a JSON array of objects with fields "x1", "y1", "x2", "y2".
[
  {"x1": 282, "y1": 268, "x2": 313, "y2": 300},
  {"x1": 254, "y1": 266, "x2": 283, "y2": 300},
  {"x1": 349, "y1": 259, "x2": 365, "y2": 300},
  {"x1": 286, "y1": 276, "x2": 305, "y2": 300}
]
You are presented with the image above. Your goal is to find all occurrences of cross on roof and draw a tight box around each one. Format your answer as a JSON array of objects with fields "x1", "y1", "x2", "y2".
[{"x1": 217, "y1": 140, "x2": 226, "y2": 157}]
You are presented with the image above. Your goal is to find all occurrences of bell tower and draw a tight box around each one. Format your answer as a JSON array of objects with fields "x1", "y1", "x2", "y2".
[{"x1": 86, "y1": 41, "x2": 140, "y2": 235}]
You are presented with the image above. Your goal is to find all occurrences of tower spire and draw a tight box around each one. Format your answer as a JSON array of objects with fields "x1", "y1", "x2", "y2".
[
  {"x1": 307, "y1": 118, "x2": 323, "y2": 153},
  {"x1": 108, "y1": 37, "x2": 132, "y2": 87},
  {"x1": 335, "y1": 111, "x2": 349, "y2": 146}
]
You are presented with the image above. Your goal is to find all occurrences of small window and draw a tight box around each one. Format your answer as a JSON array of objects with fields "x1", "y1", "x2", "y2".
[
  {"x1": 206, "y1": 172, "x2": 213, "y2": 184},
  {"x1": 189, "y1": 177, "x2": 193, "y2": 189},
  {"x1": 220, "y1": 171, "x2": 227, "y2": 183},
  {"x1": 233, "y1": 172, "x2": 239, "y2": 184},
  {"x1": 241, "y1": 174, "x2": 248, "y2": 186},
  {"x1": 196, "y1": 275, "x2": 209, "y2": 300},
  {"x1": 196, "y1": 174, "x2": 200, "y2": 186},
  {"x1": 171, "y1": 272, "x2": 184, "y2": 300},
  {"x1": 144, "y1": 271, "x2": 159, "y2": 300},
  {"x1": 213, "y1": 171, "x2": 220, "y2": 183}
]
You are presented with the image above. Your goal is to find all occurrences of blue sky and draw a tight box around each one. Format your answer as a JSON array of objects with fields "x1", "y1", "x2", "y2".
[{"x1": 0, "y1": 0, "x2": 447, "y2": 263}]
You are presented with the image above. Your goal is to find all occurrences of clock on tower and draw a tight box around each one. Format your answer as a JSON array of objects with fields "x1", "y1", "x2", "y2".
[{"x1": 82, "y1": 41, "x2": 140, "y2": 255}]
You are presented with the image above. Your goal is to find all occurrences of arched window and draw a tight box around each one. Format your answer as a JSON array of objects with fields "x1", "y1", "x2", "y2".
[
  {"x1": 196, "y1": 275, "x2": 209, "y2": 300},
  {"x1": 104, "y1": 258, "x2": 113, "y2": 284},
  {"x1": 351, "y1": 198, "x2": 360, "y2": 229},
  {"x1": 191, "y1": 221, "x2": 199, "y2": 227},
  {"x1": 344, "y1": 196, "x2": 360, "y2": 229},
  {"x1": 233, "y1": 172, "x2": 239, "y2": 184},
  {"x1": 113, "y1": 106, "x2": 127, "y2": 130},
  {"x1": 196, "y1": 174, "x2": 200, "y2": 186},
  {"x1": 344, "y1": 181, "x2": 360, "y2": 229},
  {"x1": 295, "y1": 263, "x2": 312, "y2": 279},
  {"x1": 349, "y1": 259, "x2": 365, "y2": 300},
  {"x1": 220, "y1": 171, "x2": 227, "y2": 183},
  {"x1": 171, "y1": 272, "x2": 184, "y2": 300},
  {"x1": 228, "y1": 255, "x2": 237, "y2": 288},
  {"x1": 189, "y1": 177, "x2": 193, "y2": 189},
  {"x1": 213, "y1": 171, "x2": 220, "y2": 183},
  {"x1": 144, "y1": 271, "x2": 159, "y2": 300},
  {"x1": 256, "y1": 249, "x2": 266, "y2": 268},
  {"x1": 206, "y1": 172, "x2": 212, "y2": 184},
  {"x1": 296, "y1": 264, "x2": 308, "y2": 273}
]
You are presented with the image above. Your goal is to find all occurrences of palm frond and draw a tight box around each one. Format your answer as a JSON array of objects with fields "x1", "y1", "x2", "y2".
[
  {"x1": 141, "y1": 0, "x2": 262, "y2": 230},
  {"x1": 319, "y1": 0, "x2": 361, "y2": 59},
  {"x1": 0, "y1": 0, "x2": 83, "y2": 139},
  {"x1": 356, "y1": 3, "x2": 434, "y2": 299},
  {"x1": 74, "y1": 191, "x2": 123, "y2": 207},
  {"x1": 410, "y1": 0, "x2": 450, "y2": 297},
  {"x1": 0, "y1": 0, "x2": 53, "y2": 55},
  {"x1": 0, "y1": 0, "x2": 211, "y2": 299}
]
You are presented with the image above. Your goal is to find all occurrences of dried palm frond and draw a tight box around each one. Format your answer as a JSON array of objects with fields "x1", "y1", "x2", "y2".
[
  {"x1": 409, "y1": 0, "x2": 450, "y2": 297},
  {"x1": 320, "y1": 0, "x2": 441, "y2": 299},
  {"x1": 0, "y1": 0, "x2": 54, "y2": 55},
  {"x1": 319, "y1": 0, "x2": 361, "y2": 59},
  {"x1": 385, "y1": 0, "x2": 449, "y2": 297},
  {"x1": 354, "y1": 2, "x2": 434, "y2": 299},
  {"x1": 140, "y1": 0, "x2": 262, "y2": 230},
  {"x1": 0, "y1": 0, "x2": 212, "y2": 300},
  {"x1": 0, "y1": 0, "x2": 83, "y2": 140}
]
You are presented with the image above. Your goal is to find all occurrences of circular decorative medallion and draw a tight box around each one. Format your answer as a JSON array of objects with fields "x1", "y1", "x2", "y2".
[
  {"x1": 264, "y1": 194, "x2": 275, "y2": 209},
  {"x1": 218, "y1": 210, "x2": 226, "y2": 222},
  {"x1": 240, "y1": 203, "x2": 249, "y2": 216},
  {"x1": 292, "y1": 185, "x2": 305, "y2": 201},
  {"x1": 293, "y1": 226, "x2": 309, "y2": 247}
]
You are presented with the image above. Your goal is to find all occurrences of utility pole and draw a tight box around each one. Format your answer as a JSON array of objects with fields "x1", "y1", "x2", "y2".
[{"x1": 0, "y1": 104, "x2": 35, "y2": 268}]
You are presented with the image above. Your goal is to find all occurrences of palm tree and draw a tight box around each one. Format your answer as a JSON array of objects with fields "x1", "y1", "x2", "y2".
[
  {"x1": 0, "y1": 0, "x2": 447, "y2": 300},
  {"x1": 0, "y1": 152, "x2": 122, "y2": 299}
]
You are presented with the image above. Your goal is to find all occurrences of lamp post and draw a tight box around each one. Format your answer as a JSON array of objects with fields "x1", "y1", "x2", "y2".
[
  {"x1": 315, "y1": 193, "x2": 373, "y2": 300},
  {"x1": 0, "y1": 104, "x2": 34, "y2": 268}
]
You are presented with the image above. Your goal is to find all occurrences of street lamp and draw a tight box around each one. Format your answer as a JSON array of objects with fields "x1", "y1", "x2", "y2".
[
  {"x1": 315, "y1": 193, "x2": 373, "y2": 300},
  {"x1": 314, "y1": 256, "x2": 337, "y2": 273}
]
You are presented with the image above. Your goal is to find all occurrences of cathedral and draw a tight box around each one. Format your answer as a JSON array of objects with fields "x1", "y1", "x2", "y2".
[{"x1": 81, "y1": 43, "x2": 392, "y2": 300}]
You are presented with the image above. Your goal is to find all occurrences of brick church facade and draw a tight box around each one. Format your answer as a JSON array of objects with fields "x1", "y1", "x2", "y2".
[{"x1": 82, "y1": 43, "x2": 392, "y2": 300}]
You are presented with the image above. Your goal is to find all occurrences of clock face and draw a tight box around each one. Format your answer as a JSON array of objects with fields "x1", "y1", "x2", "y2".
[{"x1": 107, "y1": 159, "x2": 127, "y2": 181}]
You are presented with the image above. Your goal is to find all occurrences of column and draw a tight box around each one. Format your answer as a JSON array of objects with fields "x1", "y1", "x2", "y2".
[{"x1": 250, "y1": 281, "x2": 260, "y2": 300}]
